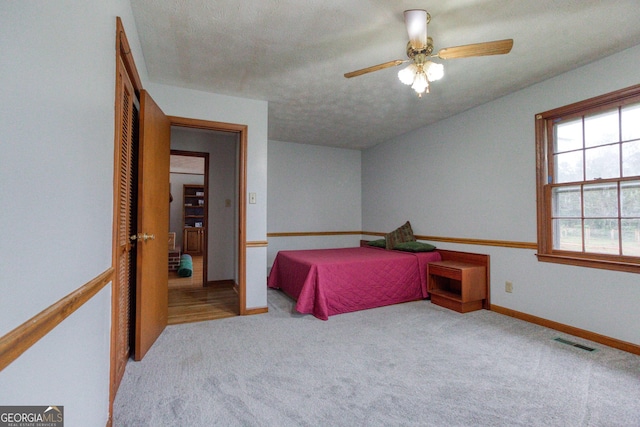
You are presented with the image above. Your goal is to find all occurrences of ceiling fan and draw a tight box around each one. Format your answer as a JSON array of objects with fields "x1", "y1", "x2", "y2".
[{"x1": 344, "y1": 10, "x2": 513, "y2": 97}]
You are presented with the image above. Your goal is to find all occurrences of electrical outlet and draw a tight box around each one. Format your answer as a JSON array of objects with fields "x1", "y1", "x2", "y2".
[{"x1": 505, "y1": 281, "x2": 513, "y2": 293}]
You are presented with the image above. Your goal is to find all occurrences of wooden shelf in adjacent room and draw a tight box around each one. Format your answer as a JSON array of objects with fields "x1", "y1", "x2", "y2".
[{"x1": 182, "y1": 184, "x2": 205, "y2": 255}]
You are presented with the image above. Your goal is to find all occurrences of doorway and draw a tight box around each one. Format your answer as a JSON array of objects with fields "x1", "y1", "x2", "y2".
[
  {"x1": 167, "y1": 147, "x2": 238, "y2": 324},
  {"x1": 166, "y1": 119, "x2": 247, "y2": 323},
  {"x1": 169, "y1": 150, "x2": 208, "y2": 289}
]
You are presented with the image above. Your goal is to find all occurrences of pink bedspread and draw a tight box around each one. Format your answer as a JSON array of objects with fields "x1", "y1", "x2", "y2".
[{"x1": 267, "y1": 246, "x2": 441, "y2": 320}]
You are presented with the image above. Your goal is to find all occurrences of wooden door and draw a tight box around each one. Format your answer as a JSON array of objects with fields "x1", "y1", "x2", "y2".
[
  {"x1": 134, "y1": 90, "x2": 170, "y2": 360},
  {"x1": 112, "y1": 57, "x2": 136, "y2": 391}
]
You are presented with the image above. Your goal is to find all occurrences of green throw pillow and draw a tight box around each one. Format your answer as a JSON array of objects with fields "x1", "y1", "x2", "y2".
[
  {"x1": 367, "y1": 239, "x2": 387, "y2": 248},
  {"x1": 393, "y1": 241, "x2": 436, "y2": 252},
  {"x1": 385, "y1": 221, "x2": 416, "y2": 249}
]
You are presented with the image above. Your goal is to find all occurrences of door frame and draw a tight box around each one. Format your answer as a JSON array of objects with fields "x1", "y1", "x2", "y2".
[
  {"x1": 168, "y1": 116, "x2": 248, "y2": 315},
  {"x1": 110, "y1": 17, "x2": 143, "y2": 426}
]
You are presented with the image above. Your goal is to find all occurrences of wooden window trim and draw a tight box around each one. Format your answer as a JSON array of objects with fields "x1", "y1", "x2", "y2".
[{"x1": 535, "y1": 83, "x2": 640, "y2": 274}]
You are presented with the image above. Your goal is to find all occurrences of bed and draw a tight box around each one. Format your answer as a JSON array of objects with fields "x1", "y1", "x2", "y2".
[{"x1": 267, "y1": 246, "x2": 442, "y2": 320}]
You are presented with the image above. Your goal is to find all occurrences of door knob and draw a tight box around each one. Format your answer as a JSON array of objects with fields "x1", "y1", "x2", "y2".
[{"x1": 130, "y1": 233, "x2": 156, "y2": 242}]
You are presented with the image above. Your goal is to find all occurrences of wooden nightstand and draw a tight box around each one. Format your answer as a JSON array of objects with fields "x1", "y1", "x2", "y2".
[{"x1": 428, "y1": 260, "x2": 487, "y2": 313}]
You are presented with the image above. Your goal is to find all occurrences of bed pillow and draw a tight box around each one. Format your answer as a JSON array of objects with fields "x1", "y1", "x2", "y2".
[
  {"x1": 385, "y1": 221, "x2": 416, "y2": 249},
  {"x1": 393, "y1": 241, "x2": 436, "y2": 252},
  {"x1": 367, "y1": 239, "x2": 387, "y2": 248}
]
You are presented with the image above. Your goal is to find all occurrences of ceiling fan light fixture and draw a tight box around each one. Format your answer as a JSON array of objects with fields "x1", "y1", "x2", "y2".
[
  {"x1": 343, "y1": 11, "x2": 512, "y2": 99},
  {"x1": 398, "y1": 63, "x2": 418, "y2": 85},
  {"x1": 399, "y1": 61, "x2": 443, "y2": 96},
  {"x1": 404, "y1": 9, "x2": 428, "y2": 50}
]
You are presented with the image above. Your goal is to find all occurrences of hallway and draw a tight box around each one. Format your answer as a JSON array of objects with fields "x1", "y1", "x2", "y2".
[{"x1": 168, "y1": 256, "x2": 238, "y2": 324}]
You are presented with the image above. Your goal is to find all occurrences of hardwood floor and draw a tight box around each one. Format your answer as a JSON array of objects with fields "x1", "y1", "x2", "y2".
[
  {"x1": 168, "y1": 256, "x2": 239, "y2": 325},
  {"x1": 169, "y1": 256, "x2": 204, "y2": 289}
]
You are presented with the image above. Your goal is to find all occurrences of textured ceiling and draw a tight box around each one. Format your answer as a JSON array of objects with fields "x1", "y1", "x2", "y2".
[{"x1": 131, "y1": 0, "x2": 640, "y2": 150}]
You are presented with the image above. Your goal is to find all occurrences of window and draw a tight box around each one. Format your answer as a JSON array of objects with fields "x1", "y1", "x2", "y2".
[{"x1": 535, "y1": 84, "x2": 640, "y2": 273}]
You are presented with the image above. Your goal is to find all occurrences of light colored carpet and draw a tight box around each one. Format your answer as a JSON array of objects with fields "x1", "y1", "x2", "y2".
[{"x1": 114, "y1": 289, "x2": 640, "y2": 426}]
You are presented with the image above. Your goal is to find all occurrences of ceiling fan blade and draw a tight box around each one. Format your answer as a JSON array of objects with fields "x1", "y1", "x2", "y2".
[
  {"x1": 404, "y1": 9, "x2": 428, "y2": 50},
  {"x1": 344, "y1": 59, "x2": 406, "y2": 78},
  {"x1": 436, "y1": 39, "x2": 513, "y2": 59}
]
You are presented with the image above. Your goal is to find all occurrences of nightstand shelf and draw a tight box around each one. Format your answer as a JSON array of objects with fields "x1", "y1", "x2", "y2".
[{"x1": 428, "y1": 260, "x2": 487, "y2": 313}]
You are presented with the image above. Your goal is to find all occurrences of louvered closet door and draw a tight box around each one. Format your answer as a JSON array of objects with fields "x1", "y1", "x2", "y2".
[{"x1": 113, "y1": 57, "x2": 136, "y2": 390}]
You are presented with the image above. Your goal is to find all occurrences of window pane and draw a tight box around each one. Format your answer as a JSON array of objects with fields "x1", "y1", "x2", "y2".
[
  {"x1": 584, "y1": 109, "x2": 619, "y2": 148},
  {"x1": 621, "y1": 180, "x2": 640, "y2": 217},
  {"x1": 583, "y1": 183, "x2": 618, "y2": 217},
  {"x1": 555, "y1": 151, "x2": 583, "y2": 183},
  {"x1": 621, "y1": 103, "x2": 640, "y2": 142},
  {"x1": 552, "y1": 186, "x2": 581, "y2": 217},
  {"x1": 553, "y1": 218, "x2": 582, "y2": 251},
  {"x1": 584, "y1": 218, "x2": 619, "y2": 255},
  {"x1": 555, "y1": 118, "x2": 582, "y2": 153},
  {"x1": 621, "y1": 219, "x2": 640, "y2": 256},
  {"x1": 585, "y1": 144, "x2": 620, "y2": 180},
  {"x1": 622, "y1": 140, "x2": 640, "y2": 177}
]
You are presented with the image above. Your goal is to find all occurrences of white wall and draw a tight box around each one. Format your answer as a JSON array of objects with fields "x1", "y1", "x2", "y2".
[
  {"x1": 171, "y1": 127, "x2": 237, "y2": 282},
  {"x1": 0, "y1": 1, "x2": 147, "y2": 425},
  {"x1": 362, "y1": 44, "x2": 640, "y2": 346},
  {"x1": 267, "y1": 140, "x2": 362, "y2": 269},
  {"x1": 147, "y1": 83, "x2": 268, "y2": 309}
]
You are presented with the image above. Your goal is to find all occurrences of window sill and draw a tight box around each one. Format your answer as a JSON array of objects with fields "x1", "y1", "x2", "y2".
[{"x1": 536, "y1": 253, "x2": 640, "y2": 274}]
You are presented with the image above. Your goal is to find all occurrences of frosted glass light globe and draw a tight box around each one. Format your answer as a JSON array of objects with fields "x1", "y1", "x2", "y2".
[
  {"x1": 425, "y1": 61, "x2": 444, "y2": 81},
  {"x1": 411, "y1": 71, "x2": 429, "y2": 94},
  {"x1": 398, "y1": 64, "x2": 418, "y2": 85}
]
